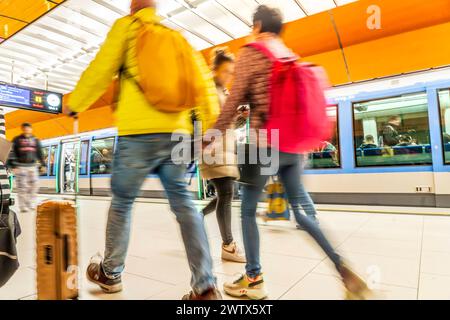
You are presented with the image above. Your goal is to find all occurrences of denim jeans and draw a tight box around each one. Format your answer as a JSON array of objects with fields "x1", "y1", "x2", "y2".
[
  {"x1": 241, "y1": 151, "x2": 342, "y2": 278},
  {"x1": 102, "y1": 134, "x2": 216, "y2": 294}
]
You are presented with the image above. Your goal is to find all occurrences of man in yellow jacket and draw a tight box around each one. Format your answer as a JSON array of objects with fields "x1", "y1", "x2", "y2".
[{"x1": 66, "y1": 0, "x2": 221, "y2": 300}]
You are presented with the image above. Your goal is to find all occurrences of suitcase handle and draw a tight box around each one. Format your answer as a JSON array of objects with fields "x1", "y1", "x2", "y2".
[{"x1": 63, "y1": 235, "x2": 70, "y2": 271}]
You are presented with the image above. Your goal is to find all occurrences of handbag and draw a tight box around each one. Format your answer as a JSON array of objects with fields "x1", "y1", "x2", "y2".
[
  {"x1": 237, "y1": 144, "x2": 276, "y2": 186},
  {"x1": 237, "y1": 143, "x2": 261, "y2": 186}
]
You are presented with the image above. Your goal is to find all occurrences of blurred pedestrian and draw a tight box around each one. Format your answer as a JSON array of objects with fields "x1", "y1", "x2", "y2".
[
  {"x1": 66, "y1": 0, "x2": 221, "y2": 300},
  {"x1": 200, "y1": 48, "x2": 246, "y2": 263},
  {"x1": 8, "y1": 123, "x2": 45, "y2": 213},
  {"x1": 212, "y1": 5, "x2": 371, "y2": 300}
]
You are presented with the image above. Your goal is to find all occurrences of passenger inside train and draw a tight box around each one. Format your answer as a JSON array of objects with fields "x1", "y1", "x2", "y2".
[{"x1": 0, "y1": 0, "x2": 450, "y2": 307}]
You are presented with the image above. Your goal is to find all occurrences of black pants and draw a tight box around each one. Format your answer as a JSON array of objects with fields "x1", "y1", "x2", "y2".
[{"x1": 203, "y1": 177, "x2": 235, "y2": 245}]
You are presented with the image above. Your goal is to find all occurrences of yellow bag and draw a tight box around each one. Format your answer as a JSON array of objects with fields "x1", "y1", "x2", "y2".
[
  {"x1": 265, "y1": 177, "x2": 290, "y2": 221},
  {"x1": 134, "y1": 21, "x2": 202, "y2": 113}
]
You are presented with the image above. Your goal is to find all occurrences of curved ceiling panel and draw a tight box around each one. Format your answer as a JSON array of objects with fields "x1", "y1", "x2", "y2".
[{"x1": 0, "y1": 0, "x2": 356, "y2": 94}]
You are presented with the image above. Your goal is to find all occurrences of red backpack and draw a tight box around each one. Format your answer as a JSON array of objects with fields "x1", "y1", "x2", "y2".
[{"x1": 247, "y1": 42, "x2": 333, "y2": 154}]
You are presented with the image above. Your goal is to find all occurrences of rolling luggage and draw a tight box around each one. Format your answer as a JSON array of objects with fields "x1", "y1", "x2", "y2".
[
  {"x1": 36, "y1": 200, "x2": 78, "y2": 300},
  {"x1": 36, "y1": 116, "x2": 79, "y2": 300}
]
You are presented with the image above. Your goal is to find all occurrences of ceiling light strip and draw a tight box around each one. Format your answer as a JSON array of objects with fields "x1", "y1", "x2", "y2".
[
  {"x1": 171, "y1": 0, "x2": 236, "y2": 40},
  {"x1": 213, "y1": 0, "x2": 252, "y2": 27},
  {"x1": 293, "y1": 0, "x2": 309, "y2": 15}
]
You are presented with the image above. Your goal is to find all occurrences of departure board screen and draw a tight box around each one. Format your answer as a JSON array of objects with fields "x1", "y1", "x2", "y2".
[{"x1": 0, "y1": 84, "x2": 62, "y2": 114}]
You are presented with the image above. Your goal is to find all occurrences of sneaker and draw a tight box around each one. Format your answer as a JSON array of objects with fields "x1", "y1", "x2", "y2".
[
  {"x1": 223, "y1": 274, "x2": 268, "y2": 300},
  {"x1": 86, "y1": 257, "x2": 122, "y2": 294},
  {"x1": 222, "y1": 241, "x2": 246, "y2": 263},
  {"x1": 182, "y1": 287, "x2": 223, "y2": 300},
  {"x1": 296, "y1": 215, "x2": 319, "y2": 230},
  {"x1": 338, "y1": 264, "x2": 372, "y2": 300}
]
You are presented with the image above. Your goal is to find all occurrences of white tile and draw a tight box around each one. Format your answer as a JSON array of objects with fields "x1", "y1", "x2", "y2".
[
  {"x1": 420, "y1": 251, "x2": 450, "y2": 276},
  {"x1": 312, "y1": 252, "x2": 420, "y2": 289},
  {"x1": 338, "y1": 236, "x2": 421, "y2": 260},
  {"x1": 422, "y1": 234, "x2": 450, "y2": 253},
  {"x1": 5, "y1": 198, "x2": 450, "y2": 300},
  {"x1": 418, "y1": 273, "x2": 450, "y2": 300},
  {"x1": 80, "y1": 272, "x2": 173, "y2": 300},
  {"x1": 280, "y1": 273, "x2": 416, "y2": 300},
  {"x1": 215, "y1": 252, "x2": 320, "y2": 286},
  {"x1": 0, "y1": 267, "x2": 36, "y2": 300}
]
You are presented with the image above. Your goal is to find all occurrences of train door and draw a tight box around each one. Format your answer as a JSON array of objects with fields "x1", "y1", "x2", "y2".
[{"x1": 58, "y1": 140, "x2": 80, "y2": 194}]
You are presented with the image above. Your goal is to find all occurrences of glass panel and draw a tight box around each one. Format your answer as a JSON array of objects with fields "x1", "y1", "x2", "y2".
[
  {"x1": 49, "y1": 145, "x2": 58, "y2": 176},
  {"x1": 438, "y1": 88, "x2": 450, "y2": 164},
  {"x1": 79, "y1": 141, "x2": 89, "y2": 175},
  {"x1": 40, "y1": 146, "x2": 49, "y2": 176},
  {"x1": 306, "y1": 105, "x2": 340, "y2": 169},
  {"x1": 90, "y1": 137, "x2": 115, "y2": 175},
  {"x1": 353, "y1": 92, "x2": 432, "y2": 167}
]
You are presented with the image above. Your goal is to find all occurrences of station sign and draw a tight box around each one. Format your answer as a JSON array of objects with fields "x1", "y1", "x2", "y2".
[{"x1": 0, "y1": 83, "x2": 63, "y2": 114}]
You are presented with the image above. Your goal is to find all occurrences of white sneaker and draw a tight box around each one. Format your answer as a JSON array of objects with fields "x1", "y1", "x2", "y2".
[
  {"x1": 222, "y1": 241, "x2": 246, "y2": 263},
  {"x1": 224, "y1": 273, "x2": 268, "y2": 300}
]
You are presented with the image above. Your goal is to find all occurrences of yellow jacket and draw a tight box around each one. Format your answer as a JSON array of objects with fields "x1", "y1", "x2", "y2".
[{"x1": 69, "y1": 8, "x2": 219, "y2": 136}]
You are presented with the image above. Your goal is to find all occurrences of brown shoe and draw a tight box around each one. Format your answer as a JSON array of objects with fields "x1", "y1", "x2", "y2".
[
  {"x1": 86, "y1": 257, "x2": 122, "y2": 294},
  {"x1": 338, "y1": 264, "x2": 372, "y2": 300},
  {"x1": 182, "y1": 287, "x2": 223, "y2": 300}
]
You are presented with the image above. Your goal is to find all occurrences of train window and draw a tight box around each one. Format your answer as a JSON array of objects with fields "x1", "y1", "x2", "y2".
[
  {"x1": 40, "y1": 147, "x2": 49, "y2": 176},
  {"x1": 79, "y1": 141, "x2": 89, "y2": 175},
  {"x1": 353, "y1": 92, "x2": 432, "y2": 167},
  {"x1": 90, "y1": 138, "x2": 115, "y2": 175},
  {"x1": 49, "y1": 145, "x2": 58, "y2": 176},
  {"x1": 305, "y1": 105, "x2": 340, "y2": 169},
  {"x1": 438, "y1": 88, "x2": 450, "y2": 164}
]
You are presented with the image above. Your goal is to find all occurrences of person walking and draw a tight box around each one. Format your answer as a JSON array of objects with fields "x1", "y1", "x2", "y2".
[
  {"x1": 211, "y1": 5, "x2": 371, "y2": 300},
  {"x1": 200, "y1": 48, "x2": 246, "y2": 263},
  {"x1": 8, "y1": 123, "x2": 46, "y2": 213},
  {"x1": 66, "y1": 0, "x2": 221, "y2": 300}
]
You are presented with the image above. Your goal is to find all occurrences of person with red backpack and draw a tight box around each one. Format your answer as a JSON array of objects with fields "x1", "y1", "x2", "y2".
[{"x1": 212, "y1": 5, "x2": 370, "y2": 300}]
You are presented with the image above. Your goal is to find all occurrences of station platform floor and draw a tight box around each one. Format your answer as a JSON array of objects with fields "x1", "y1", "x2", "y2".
[{"x1": 2, "y1": 196, "x2": 450, "y2": 300}]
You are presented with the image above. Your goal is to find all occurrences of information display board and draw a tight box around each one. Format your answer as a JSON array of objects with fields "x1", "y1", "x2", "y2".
[{"x1": 0, "y1": 83, "x2": 62, "y2": 114}]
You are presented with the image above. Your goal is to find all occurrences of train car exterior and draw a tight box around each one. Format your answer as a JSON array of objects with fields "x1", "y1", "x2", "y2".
[{"x1": 27, "y1": 69, "x2": 450, "y2": 207}]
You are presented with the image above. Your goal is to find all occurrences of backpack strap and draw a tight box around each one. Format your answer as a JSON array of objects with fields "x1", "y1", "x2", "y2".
[
  {"x1": 246, "y1": 42, "x2": 298, "y2": 64},
  {"x1": 246, "y1": 42, "x2": 277, "y2": 62}
]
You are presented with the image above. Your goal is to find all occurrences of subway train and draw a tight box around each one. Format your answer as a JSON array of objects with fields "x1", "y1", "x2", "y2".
[{"x1": 26, "y1": 67, "x2": 450, "y2": 207}]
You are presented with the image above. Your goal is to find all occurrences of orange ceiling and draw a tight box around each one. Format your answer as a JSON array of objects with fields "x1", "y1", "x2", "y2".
[
  {"x1": 0, "y1": 0, "x2": 65, "y2": 41},
  {"x1": 202, "y1": 0, "x2": 450, "y2": 60},
  {"x1": 4, "y1": 0, "x2": 450, "y2": 140}
]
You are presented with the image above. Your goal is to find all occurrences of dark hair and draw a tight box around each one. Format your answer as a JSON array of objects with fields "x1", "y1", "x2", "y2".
[
  {"x1": 365, "y1": 135, "x2": 374, "y2": 142},
  {"x1": 253, "y1": 5, "x2": 284, "y2": 35},
  {"x1": 21, "y1": 122, "x2": 32, "y2": 128},
  {"x1": 211, "y1": 47, "x2": 234, "y2": 71}
]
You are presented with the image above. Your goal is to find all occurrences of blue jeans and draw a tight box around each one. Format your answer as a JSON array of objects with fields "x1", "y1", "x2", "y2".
[
  {"x1": 241, "y1": 151, "x2": 341, "y2": 278},
  {"x1": 102, "y1": 134, "x2": 216, "y2": 294}
]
